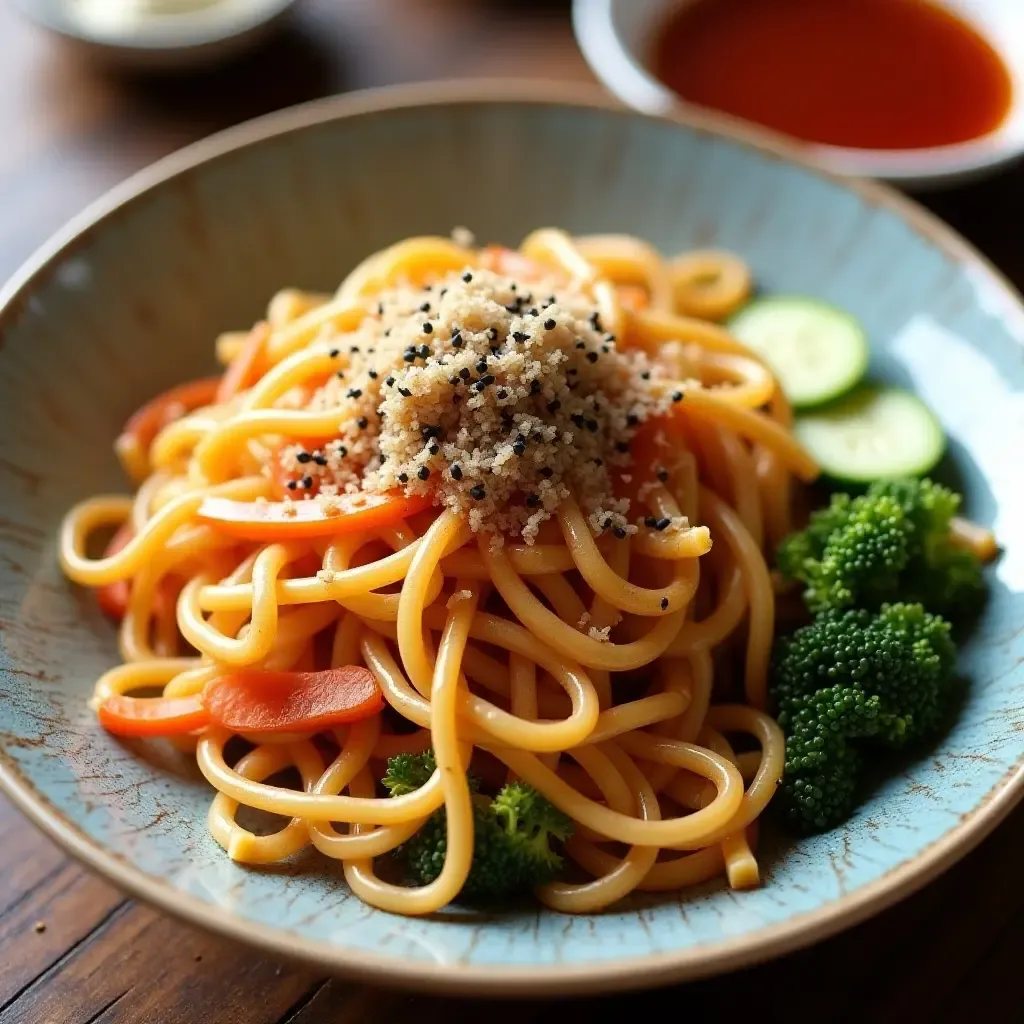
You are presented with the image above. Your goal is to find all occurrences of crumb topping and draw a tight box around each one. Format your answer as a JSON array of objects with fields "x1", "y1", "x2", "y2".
[{"x1": 270, "y1": 266, "x2": 678, "y2": 542}]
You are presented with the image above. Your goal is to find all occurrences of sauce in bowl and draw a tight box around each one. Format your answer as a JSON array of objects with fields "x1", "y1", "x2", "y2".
[{"x1": 652, "y1": 0, "x2": 1013, "y2": 150}]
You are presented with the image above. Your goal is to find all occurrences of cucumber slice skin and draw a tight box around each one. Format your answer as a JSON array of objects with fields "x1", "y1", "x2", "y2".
[
  {"x1": 794, "y1": 386, "x2": 946, "y2": 484},
  {"x1": 729, "y1": 296, "x2": 869, "y2": 409}
]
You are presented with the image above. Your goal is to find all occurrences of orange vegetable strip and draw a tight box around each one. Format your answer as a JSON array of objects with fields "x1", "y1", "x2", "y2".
[
  {"x1": 114, "y1": 376, "x2": 221, "y2": 481},
  {"x1": 196, "y1": 492, "x2": 433, "y2": 542},
  {"x1": 203, "y1": 666, "x2": 383, "y2": 734},
  {"x1": 98, "y1": 693, "x2": 209, "y2": 738},
  {"x1": 216, "y1": 321, "x2": 270, "y2": 404}
]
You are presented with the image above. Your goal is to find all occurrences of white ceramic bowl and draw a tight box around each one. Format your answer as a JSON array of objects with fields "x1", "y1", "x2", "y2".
[
  {"x1": 572, "y1": 0, "x2": 1024, "y2": 189},
  {"x1": 15, "y1": 0, "x2": 296, "y2": 72}
]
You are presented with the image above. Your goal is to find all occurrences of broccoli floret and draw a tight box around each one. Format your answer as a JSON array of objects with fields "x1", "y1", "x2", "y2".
[
  {"x1": 382, "y1": 751, "x2": 438, "y2": 796},
  {"x1": 771, "y1": 603, "x2": 956, "y2": 832},
  {"x1": 383, "y1": 753, "x2": 573, "y2": 898},
  {"x1": 776, "y1": 478, "x2": 984, "y2": 618}
]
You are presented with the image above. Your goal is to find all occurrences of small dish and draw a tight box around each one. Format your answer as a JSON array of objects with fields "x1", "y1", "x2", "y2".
[
  {"x1": 572, "y1": 0, "x2": 1024, "y2": 189},
  {"x1": 0, "y1": 83, "x2": 1023, "y2": 996},
  {"x1": 15, "y1": 0, "x2": 296, "y2": 72}
]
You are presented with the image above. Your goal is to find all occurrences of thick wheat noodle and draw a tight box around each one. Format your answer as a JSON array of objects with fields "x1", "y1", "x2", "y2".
[{"x1": 58, "y1": 230, "x2": 812, "y2": 916}]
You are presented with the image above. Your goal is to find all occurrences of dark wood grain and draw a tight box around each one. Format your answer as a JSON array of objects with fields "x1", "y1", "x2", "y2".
[{"x1": 1, "y1": 0, "x2": 1023, "y2": 1020}]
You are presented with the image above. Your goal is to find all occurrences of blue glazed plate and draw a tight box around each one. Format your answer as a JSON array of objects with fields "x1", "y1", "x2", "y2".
[{"x1": 0, "y1": 84, "x2": 1022, "y2": 996}]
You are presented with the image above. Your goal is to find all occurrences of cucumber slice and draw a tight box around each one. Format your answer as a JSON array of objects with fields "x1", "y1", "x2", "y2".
[
  {"x1": 794, "y1": 386, "x2": 945, "y2": 483},
  {"x1": 729, "y1": 296, "x2": 869, "y2": 408}
]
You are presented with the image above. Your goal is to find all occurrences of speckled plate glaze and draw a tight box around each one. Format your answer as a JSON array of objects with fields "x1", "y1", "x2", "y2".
[{"x1": 0, "y1": 83, "x2": 1022, "y2": 997}]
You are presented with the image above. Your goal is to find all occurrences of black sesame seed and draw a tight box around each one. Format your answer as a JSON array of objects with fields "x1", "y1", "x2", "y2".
[
  {"x1": 368, "y1": 348, "x2": 375, "y2": 354},
  {"x1": 497, "y1": 388, "x2": 508, "y2": 400},
  {"x1": 428, "y1": 444, "x2": 439, "y2": 456},
  {"x1": 336, "y1": 371, "x2": 345, "y2": 379},
  {"x1": 286, "y1": 480, "x2": 298, "y2": 490},
  {"x1": 385, "y1": 376, "x2": 395, "y2": 387},
  {"x1": 544, "y1": 318, "x2": 556, "y2": 330},
  {"x1": 329, "y1": 348, "x2": 340, "y2": 358},
  {"x1": 482, "y1": 374, "x2": 496, "y2": 386},
  {"x1": 384, "y1": 328, "x2": 392, "y2": 337},
  {"x1": 601, "y1": 345, "x2": 610, "y2": 355},
  {"x1": 540, "y1": 467, "x2": 553, "y2": 478},
  {"x1": 476, "y1": 359, "x2": 488, "y2": 374},
  {"x1": 419, "y1": 301, "x2": 431, "y2": 313},
  {"x1": 459, "y1": 368, "x2": 471, "y2": 381},
  {"x1": 547, "y1": 400, "x2": 561, "y2": 413},
  {"x1": 585, "y1": 419, "x2": 597, "y2": 432},
  {"x1": 586, "y1": 352, "x2": 599, "y2": 364},
  {"x1": 526, "y1": 494, "x2": 541, "y2": 508},
  {"x1": 626, "y1": 413, "x2": 639, "y2": 426},
  {"x1": 357, "y1": 417, "x2": 368, "y2": 429},
  {"x1": 616, "y1": 441, "x2": 630, "y2": 453},
  {"x1": 404, "y1": 351, "x2": 416, "y2": 363},
  {"x1": 672, "y1": 391, "x2": 684, "y2": 403},
  {"x1": 418, "y1": 344, "x2": 430, "y2": 358},
  {"x1": 302, "y1": 476, "x2": 313, "y2": 489},
  {"x1": 350, "y1": 345, "x2": 361, "y2": 354},
  {"x1": 528, "y1": 307, "x2": 539, "y2": 316},
  {"x1": 347, "y1": 388, "x2": 362, "y2": 399},
  {"x1": 399, "y1": 387, "x2": 412, "y2": 397},
  {"x1": 571, "y1": 414, "x2": 585, "y2": 428},
  {"x1": 641, "y1": 371, "x2": 651, "y2": 381},
  {"x1": 575, "y1": 340, "x2": 586, "y2": 350},
  {"x1": 602, "y1": 516, "x2": 613, "y2": 529},
  {"x1": 613, "y1": 527, "x2": 627, "y2": 539},
  {"x1": 451, "y1": 332, "x2": 464, "y2": 348},
  {"x1": 661, "y1": 597, "x2": 669, "y2": 610},
  {"x1": 509, "y1": 282, "x2": 517, "y2": 292},
  {"x1": 336, "y1": 444, "x2": 348, "y2": 457},
  {"x1": 530, "y1": 379, "x2": 541, "y2": 395},
  {"x1": 644, "y1": 517, "x2": 658, "y2": 528},
  {"x1": 450, "y1": 464, "x2": 463, "y2": 480},
  {"x1": 512, "y1": 331, "x2": 528, "y2": 343},
  {"x1": 296, "y1": 451, "x2": 312, "y2": 464},
  {"x1": 488, "y1": 327, "x2": 499, "y2": 341},
  {"x1": 462, "y1": 272, "x2": 473, "y2": 283},
  {"x1": 605, "y1": 333, "x2": 616, "y2": 344},
  {"x1": 313, "y1": 454, "x2": 328, "y2": 466},
  {"x1": 421, "y1": 425, "x2": 439, "y2": 439},
  {"x1": 422, "y1": 323, "x2": 433, "y2": 335},
  {"x1": 368, "y1": 370, "x2": 379, "y2": 380},
  {"x1": 470, "y1": 485, "x2": 486, "y2": 500},
  {"x1": 512, "y1": 440, "x2": 526, "y2": 456},
  {"x1": 377, "y1": 302, "x2": 384, "y2": 315},
  {"x1": 656, "y1": 517, "x2": 672, "y2": 531},
  {"x1": 657, "y1": 469, "x2": 669, "y2": 482},
  {"x1": 590, "y1": 311, "x2": 602, "y2": 330},
  {"x1": 505, "y1": 304, "x2": 519, "y2": 314},
  {"x1": 450, "y1": 376, "x2": 461, "y2": 386},
  {"x1": 417, "y1": 466, "x2": 431, "y2": 481},
  {"x1": 398, "y1": 472, "x2": 409, "y2": 483}
]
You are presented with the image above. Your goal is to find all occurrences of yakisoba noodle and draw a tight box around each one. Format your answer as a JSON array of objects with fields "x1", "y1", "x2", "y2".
[{"x1": 59, "y1": 229, "x2": 818, "y2": 917}]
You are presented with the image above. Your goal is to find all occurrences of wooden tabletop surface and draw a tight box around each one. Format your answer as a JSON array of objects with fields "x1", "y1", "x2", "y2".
[{"x1": 2, "y1": 2, "x2": 1023, "y2": 1021}]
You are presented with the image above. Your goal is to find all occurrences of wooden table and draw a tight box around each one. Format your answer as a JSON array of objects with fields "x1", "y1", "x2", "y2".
[{"x1": 1, "y1": 2, "x2": 1022, "y2": 1021}]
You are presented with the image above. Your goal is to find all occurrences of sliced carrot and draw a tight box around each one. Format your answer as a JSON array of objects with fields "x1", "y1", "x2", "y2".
[
  {"x1": 196, "y1": 491, "x2": 433, "y2": 541},
  {"x1": 216, "y1": 320, "x2": 270, "y2": 404},
  {"x1": 478, "y1": 245, "x2": 550, "y2": 282},
  {"x1": 94, "y1": 523, "x2": 180, "y2": 622},
  {"x1": 617, "y1": 284, "x2": 650, "y2": 312},
  {"x1": 203, "y1": 666, "x2": 383, "y2": 734},
  {"x1": 115, "y1": 375, "x2": 222, "y2": 480},
  {"x1": 95, "y1": 522, "x2": 134, "y2": 620},
  {"x1": 615, "y1": 415, "x2": 690, "y2": 505},
  {"x1": 98, "y1": 693, "x2": 209, "y2": 738}
]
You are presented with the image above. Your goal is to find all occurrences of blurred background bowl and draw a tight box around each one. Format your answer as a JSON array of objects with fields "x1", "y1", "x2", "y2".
[
  {"x1": 14, "y1": 0, "x2": 297, "y2": 72},
  {"x1": 572, "y1": 0, "x2": 1024, "y2": 189}
]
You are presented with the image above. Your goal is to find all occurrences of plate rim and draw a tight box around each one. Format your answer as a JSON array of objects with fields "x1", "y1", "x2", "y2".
[{"x1": 1, "y1": 79, "x2": 1023, "y2": 997}]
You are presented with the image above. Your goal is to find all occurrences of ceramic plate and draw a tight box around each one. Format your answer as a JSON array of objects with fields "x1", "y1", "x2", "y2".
[{"x1": 0, "y1": 84, "x2": 1022, "y2": 996}]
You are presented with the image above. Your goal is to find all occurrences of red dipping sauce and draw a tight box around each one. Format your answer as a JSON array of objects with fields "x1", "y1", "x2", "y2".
[{"x1": 651, "y1": 0, "x2": 1013, "y2": 150}]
